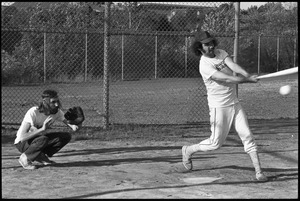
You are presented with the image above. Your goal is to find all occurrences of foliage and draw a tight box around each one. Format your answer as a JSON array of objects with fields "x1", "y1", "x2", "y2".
[
  {"x1": 1, "y1": 50, "x2": 22, "y2": 84},
  {"x1": 2, "y1": 32, "x2": 44, "y2": 84},
  {"x1": 201, "y1": 3, "x2": 235, "y2": 35},
  {"x1": 1, "y1": 6, "x2": 23, "y2": 54},
  {"x1": 1, "y1": 2, "x2": 104, "y2": 84},
  {"x1": 241, "y1": 2, "x2": 298, "y2": 36},
  {"x1": 239, "y1": 2, "x2": 298, "y2": 72},
  {"x1": 1, "y1": 2, "x2": 298, "y2": 84}
]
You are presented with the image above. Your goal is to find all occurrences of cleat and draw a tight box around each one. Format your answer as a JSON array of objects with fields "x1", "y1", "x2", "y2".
[
  {"x1": 256, "y1": 172, "x2": 268, "y2": 181},
  {"x1": 18, "y1": 153, "x2": 36, "y2": 170},
  {"x1": 182, "y1": 146, "x2": 193, "y2": 170},
  {"x1": 35, "y1": 153, "x2": 56, "y2": 165}
]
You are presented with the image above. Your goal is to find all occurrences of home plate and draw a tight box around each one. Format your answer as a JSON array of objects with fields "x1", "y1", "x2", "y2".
[{"x1": 182, "y1": 177, "x2": 222, "y2": 184}]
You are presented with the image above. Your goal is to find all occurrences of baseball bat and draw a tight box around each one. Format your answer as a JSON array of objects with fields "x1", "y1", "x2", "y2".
[{"x1": 257, "y1": 67, "x2": 298, "y2": 81}]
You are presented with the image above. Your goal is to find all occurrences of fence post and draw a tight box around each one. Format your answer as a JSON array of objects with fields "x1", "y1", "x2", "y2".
[
  {"x1": 44, "y1": 32, "x2": 46, "y2": 83},
  {"x1": 277, "y1": 36, "x2": 280, "y2": 71},
  {"x1": 121, "y1": 34, "x2": 124, "y2": 80},
  {"x1": 103, "y1": 2, "x2": 111, "y2": 129},
  {"x1": 294, "y1": 37, "x2": 297, "y2": 67},
  {"x1": 85, "y1": 32, "x2": 88, "y2": 82},
  {"x1": 234, "y1": 2, "x2": 240, "y2": 97},
  {"x1": 185, "y1": 35, "x2": 188, "y2": 78},
  {"x1": 155, "y1": 32, "x2": 158, "y2": 79},
  {"x1": 258, "y1": 34, "x2": 261, "y2": 75}
]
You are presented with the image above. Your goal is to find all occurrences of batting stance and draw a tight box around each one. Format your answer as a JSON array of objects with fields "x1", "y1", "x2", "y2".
[
  {"x1": 182, "y1": 30, "x2": 268, "y2": 181},
  {"x1": 14, "y1": 89, "x2": 84, "y2": 170}
]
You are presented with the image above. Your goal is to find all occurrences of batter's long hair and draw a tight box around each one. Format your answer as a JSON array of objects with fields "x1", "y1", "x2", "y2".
[{"x1": 191, "y1": 38, "x2": 218, "y2": 57}]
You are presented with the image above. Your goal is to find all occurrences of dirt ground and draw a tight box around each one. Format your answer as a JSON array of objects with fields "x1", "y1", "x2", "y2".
[{"x1": 1, "y1": 118, "x2": 298, "y2": 199}]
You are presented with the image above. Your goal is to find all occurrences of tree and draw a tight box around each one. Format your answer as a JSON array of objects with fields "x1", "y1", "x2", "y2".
[
  {"x1": 239, "y1": 2, "x2": 298, "y2": 72},
  {"x1": 1, "y1": 6, "x2": 23, "y2": 54},
  {"x1": 169, "y1": 10, "x2": 189, "y2": 31},
  {"x1": 201, "y1": 2, "x2": 235, "y2": 35},
  {"x1": 1, "y1": 2, "x2": 103, "y2": 84}
]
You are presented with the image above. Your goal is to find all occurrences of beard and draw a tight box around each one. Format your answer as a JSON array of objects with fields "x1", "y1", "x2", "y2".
[
  {"x1": 49, "y1": 107, "x2": 59, "y2": 114},
  {"x1": 41, "y1": 99, "x2": 60, "y2": 115}
]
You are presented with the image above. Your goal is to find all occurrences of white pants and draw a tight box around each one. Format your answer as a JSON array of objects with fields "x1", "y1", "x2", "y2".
[{"x1": 191, "y1": 102, "x2": 257, "y2": 154}]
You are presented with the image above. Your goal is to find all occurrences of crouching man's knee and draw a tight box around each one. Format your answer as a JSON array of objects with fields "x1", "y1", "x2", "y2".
[{"x1": 62, "y1": 132, "x2": 72, "y2": 144}]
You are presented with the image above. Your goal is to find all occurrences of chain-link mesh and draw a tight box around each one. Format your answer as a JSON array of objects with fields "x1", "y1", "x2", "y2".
[
  {"x1": 238, "y1": 2, "x2": 298, "y2": 73},
  {"x1": 2, "y1": 2, "x2": 298, "y2": 127}
]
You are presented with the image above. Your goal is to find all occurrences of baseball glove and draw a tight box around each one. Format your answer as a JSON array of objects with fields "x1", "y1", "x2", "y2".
[{"x1": 64, "y1": 106, "x2": 85, "y2": 125}]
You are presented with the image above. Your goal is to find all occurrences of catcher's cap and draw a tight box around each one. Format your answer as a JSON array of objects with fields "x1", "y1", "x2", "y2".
[
  {"x1": 42, "y1": 89, "x2": 58, "y2": 99},
  {"x1": 195, "y1": 30, "x2": 214, "y2": 44}
]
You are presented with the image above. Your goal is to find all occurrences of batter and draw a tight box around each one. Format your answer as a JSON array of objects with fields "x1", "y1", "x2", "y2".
[{"x1": 182, "y1": 30, "x2": 268, "y2": 181}]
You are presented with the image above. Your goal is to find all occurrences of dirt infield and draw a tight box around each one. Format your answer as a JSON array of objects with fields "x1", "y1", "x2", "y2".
[{"x1": 2, "y1": 118, "x2": 298, "y2": 199}]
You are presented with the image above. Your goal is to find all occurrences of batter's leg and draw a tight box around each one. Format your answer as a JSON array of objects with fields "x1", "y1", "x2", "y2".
[
  {"x1": 234, "y1": 103, "x2": 268, "y2": 181},
  {"x1": 182, "y1": 106, "x2": 235, "y2": 170}
]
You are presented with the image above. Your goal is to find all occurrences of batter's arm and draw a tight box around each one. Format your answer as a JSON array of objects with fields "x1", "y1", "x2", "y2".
[
  {"x1": 211, "y1": 70, "x2": 258, "y2": 84},
  {"x1": 224, "y1": 56, "x2": 251, "y2": 78}
]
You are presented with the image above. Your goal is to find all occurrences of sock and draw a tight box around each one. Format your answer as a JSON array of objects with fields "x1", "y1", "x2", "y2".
[
  {"x1": 186, "y1": 144, "x2": 202, "y2": 156},
  {"x1": 249, "y1": 151, "x2": 262, "y2": 173}
]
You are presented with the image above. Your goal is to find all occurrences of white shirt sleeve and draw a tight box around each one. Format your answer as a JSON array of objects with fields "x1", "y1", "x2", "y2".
[
  {"x1": 199, "y1": 59, "x2": 218, "y2": 80},
  {"x1": 22, "y1": 107, "x2": 37, "y2": 127}
]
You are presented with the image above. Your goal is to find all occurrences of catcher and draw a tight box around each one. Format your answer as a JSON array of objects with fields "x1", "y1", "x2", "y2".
[{"x1": 14, "y1": 89, "x2": 85, "y2": 170}]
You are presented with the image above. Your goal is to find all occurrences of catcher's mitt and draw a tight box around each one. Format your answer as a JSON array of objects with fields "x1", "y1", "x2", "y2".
[{"x1": 64, "y1": 106, "x2": 85, "y2": 125}]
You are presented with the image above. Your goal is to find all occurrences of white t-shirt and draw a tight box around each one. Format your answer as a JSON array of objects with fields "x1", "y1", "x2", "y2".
[
  {"x1": 14, "y1": 106, "x2": 65, "y2": 144},
  {"x1": 199, "y1": 49, "x2": 239, "y2": 108}
]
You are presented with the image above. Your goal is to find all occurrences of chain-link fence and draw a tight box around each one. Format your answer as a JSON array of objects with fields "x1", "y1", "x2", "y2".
[
  {"x1": 1, "y1": 2, "x2": 298, "y2": 127},
  {"x1": 237, "y1": 35, "x2": 298, "y2": 74}
]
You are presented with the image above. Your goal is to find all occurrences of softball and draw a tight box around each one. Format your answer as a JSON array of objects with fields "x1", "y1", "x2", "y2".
[{"x1": 279, "y1": 85, "x2": 291, "y2": 96}]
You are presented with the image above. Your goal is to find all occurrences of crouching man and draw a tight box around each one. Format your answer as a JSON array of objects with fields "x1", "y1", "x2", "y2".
[{"x1": 14, "y1": 89, "x2": 81, "y2": 169}]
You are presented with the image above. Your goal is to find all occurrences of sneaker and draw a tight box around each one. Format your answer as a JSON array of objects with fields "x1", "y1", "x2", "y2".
[
  {"x1": 256, "y1": 172, "x2": 268, "y2": 181},
  {"x1": 182, "y1": 146, "x2": 193, "y2": 170},
  {"x1": 35, "y1": 153, "x2": 56, "y2": 165},
  {"x1": 18, "y1": 153, "x2": 36, "y2": 170}
]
